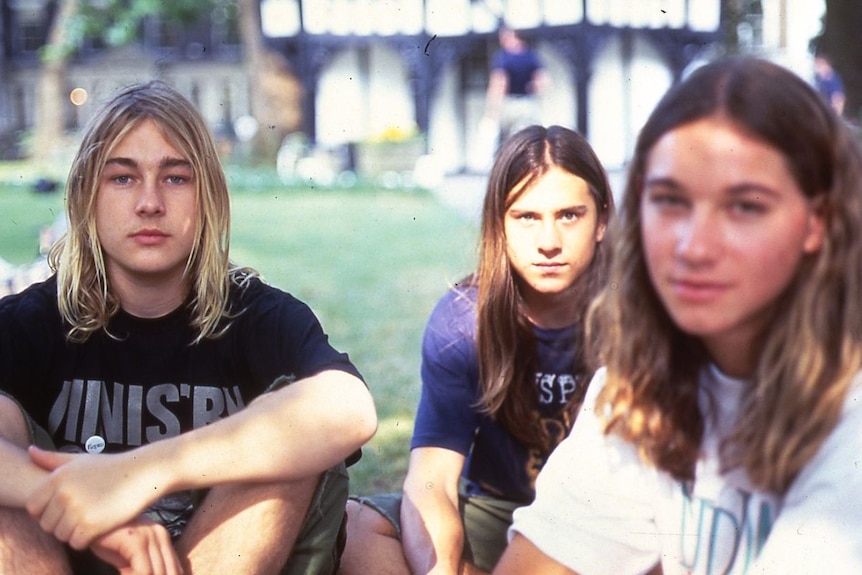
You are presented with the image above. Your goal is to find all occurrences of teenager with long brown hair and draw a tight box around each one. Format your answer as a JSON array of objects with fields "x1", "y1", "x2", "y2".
[
  {"x1": 339, "y1": 125, "x2": 613, "y2": 574},
  {"x1": 496, "y1": 57, "x2": 862, "y2": 574}
]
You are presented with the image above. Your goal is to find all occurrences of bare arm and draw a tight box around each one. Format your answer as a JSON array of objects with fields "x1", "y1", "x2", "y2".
[
  {"x1": 401, "y1": 446, "x2": 466, "y2": 575},
  {"x1": 0, "y1": 395, "x2": 54, "y2": 507},
  {"x1": 530, "y1": 68, "x2": 551, "y2": 96},
  {"x1": 0, "y1": 396, "x2": 182, "y2": 574},
  {"x1": 26, "y1": 369, "x2": 376, "y2": 549},
  {"x1": 485, "y1": 69, "x2": 509, "y2": 121},
  {"x1": 90, "y1": 517, "x2": 182, "y2": 575},
  {"x1": 493, "y1": 534, "x2": 576, "y2": 575}
]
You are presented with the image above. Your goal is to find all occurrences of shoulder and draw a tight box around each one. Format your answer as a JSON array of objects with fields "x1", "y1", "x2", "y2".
[
  {"x1": 224, "y1": 272, "x2": 322, "y2": 332},
  {"x1": 229, "y1": 272, "x2": 309, "y2": 314},
  {"x1": 421, "y1": 284, "x2": 477, "y2": 364},
  {"x1": 426, "y1": 283, "x2": 477, "y2": 335},
  {"x1": 0, "y1": 277, "x2": 63, "y2": 349},
  {"x1": 0, "y1": 276, "x2": 60, "y2": 323}
]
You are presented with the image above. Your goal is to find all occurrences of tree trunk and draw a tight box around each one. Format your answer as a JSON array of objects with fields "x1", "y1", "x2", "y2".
[
  {"x1": 820, "y1": 0, "x2": 862, "y2": 122},
  {"x1": 31, "y1": 0, "x2": 78, "y2": 164},
  {"x1": 238, "y1": 0, "x2": 302, "y2": 163}
]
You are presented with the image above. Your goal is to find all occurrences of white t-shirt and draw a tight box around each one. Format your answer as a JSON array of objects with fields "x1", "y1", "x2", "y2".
[{"x1": 510, "y1": 365, "x2": 862, "y2": 574}]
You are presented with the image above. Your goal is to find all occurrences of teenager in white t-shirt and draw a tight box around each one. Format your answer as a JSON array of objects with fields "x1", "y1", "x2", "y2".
[{"x1": 495, "y1": 57, "x2": 862, "y2": 574}]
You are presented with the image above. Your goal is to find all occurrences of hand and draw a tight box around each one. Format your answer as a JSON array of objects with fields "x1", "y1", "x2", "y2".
[
  {"x1": 91, "y1": 516, "x2": 184, "y2": 575},
  {"x1": 26, "y1": 446, "x2": 164, "y2": 550}
]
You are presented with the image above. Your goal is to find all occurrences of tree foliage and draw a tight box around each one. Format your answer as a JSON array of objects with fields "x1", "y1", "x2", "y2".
[{"x1": 41, "y1": 0, "x2": 226, "y2": 63}]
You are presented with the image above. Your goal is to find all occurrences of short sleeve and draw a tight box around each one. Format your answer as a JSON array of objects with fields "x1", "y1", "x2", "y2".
[
  {"x1": 411, "y1": 288, "x2": 480, "y2": 455},
  {"x1": 233, "y1": 281, "x2": 363, "y2": 388}
]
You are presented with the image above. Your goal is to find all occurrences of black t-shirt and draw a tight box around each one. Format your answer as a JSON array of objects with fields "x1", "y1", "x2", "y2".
[{"x1": 0, "y1": 274, "x2": 363, "y2": 454}]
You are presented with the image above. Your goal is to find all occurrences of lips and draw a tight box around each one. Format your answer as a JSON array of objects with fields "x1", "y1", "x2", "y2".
[
  {"x1": 669, "y1": 277, "x2": 729, "y2": 302},
  {"x1": 130, "y1": 229, "x2": 168, "y2": 245},
  {"x1": 534, "y1": 262, "x2": 567, "y2": 273}
]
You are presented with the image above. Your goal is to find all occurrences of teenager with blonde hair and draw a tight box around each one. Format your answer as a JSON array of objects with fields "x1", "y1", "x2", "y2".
[
  {"x1": 0, "y1": 81, "x2": 377, "y2": 575},
  {"x1": 339, "y1": 125, "x2": 613, "y2": 574},
  {"x1": 496, "y1": 57, "x2": 862, "y2": 574}
]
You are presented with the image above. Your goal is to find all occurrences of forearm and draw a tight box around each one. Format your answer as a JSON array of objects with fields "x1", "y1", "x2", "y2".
[
  {"x1": 493, "y1": 534, "x2": 577, "y2": 575},
  {"x1": 20, "y1": 370, "x2": 374, "y2": 549},
  {"x1": 401, "y1": 477, "x2": 464, "y2": 574},
  {"x1": 152, "y1": 369, "x2": 376, "y2": 493},
  {"x1": 0, "y1": 439, "x2": 49, "y2": 507},
  {"x1": 486, "y1": 72, "x2": 507, "y2": 117}
]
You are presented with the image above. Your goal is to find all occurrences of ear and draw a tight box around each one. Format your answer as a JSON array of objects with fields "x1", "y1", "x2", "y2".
[
  {"x1": 802, "y1": 198, "x2": 826, "y2": 254},
  {"x1": 595, "y1": 216, "x2": 608, "y2": 243}
]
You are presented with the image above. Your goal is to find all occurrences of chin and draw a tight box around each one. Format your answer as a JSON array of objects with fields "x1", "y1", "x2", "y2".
[{"x1": 530, "y1": 282, "x2": 573, "y2": 296}]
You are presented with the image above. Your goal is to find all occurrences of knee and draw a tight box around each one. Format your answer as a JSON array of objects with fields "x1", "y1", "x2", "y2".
[
  {"x1": 0, "y1": 395, "x2": 31, "y2": 448},
  {"x1": 344, "y1": 500, "x2": 396, "y2": 539},
  {"x1": 0, "y1": 508, "x2": 72, "y2": 575}
]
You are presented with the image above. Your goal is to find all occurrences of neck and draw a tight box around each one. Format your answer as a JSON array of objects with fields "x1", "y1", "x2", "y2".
[
  {"x1": 523, "y1": 286, "x2": 582, "y2": 329},
  {"x1": 112, "y1": 273, "x2": 190, "y2": 318}
]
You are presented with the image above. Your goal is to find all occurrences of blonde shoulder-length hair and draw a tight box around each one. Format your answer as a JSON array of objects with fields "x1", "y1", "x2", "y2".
[
  {"x1": 588, "y1": 57, "x2": 862, "y2": 494},
  {"x1": 49, "y1": 81, "x2": 250, "y2": 344}
]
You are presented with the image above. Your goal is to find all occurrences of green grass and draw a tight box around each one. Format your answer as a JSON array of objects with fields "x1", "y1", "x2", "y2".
[
  {"x1": 0, "y1": 163, "x2": 478, "y2": 495},
  {"x1": 0, "y1": 164, "x2": 65, "y2": 264}
]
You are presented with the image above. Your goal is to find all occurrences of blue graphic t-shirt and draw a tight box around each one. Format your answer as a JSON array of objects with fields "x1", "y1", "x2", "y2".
[{"x1": 412, "y1": 285, "x2": 589, "y2": 504}]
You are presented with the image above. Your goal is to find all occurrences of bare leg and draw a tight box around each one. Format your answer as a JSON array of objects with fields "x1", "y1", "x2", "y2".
[
  {"x1": 461, "y1": 562, "x2": 489, "y2": 575},
  {"x1": 338, "y1": 500, "x2": 410, "y2": 575},
  {"x1": 0, "y1": 397, "x2": 72, "y2": 575},
  {"x1": 176, "y1": 474, "x2": 320, "y2": 575}
]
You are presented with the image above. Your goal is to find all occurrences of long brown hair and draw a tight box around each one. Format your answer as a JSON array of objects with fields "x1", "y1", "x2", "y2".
[
  {"x1": 475, "y1": 125, "x2": 613, "y2": 451},
  {"x1": 49, "y1": 81, "x2": 252, "y2": 344},
  {"x1": 589, "y1": 57, "x2": 862, "y2": 493}
]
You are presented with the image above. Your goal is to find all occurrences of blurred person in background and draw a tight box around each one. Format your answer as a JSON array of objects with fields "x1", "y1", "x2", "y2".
[{"x1": 814, "y1": 53, "x2": 845, "y2": 116}]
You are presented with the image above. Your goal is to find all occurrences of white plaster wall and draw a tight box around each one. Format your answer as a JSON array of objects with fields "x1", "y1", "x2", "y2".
[
  {"x1": 588, "y1": 34, "x2": 672, "y2": 172},
  {"x1": 316, "y1": 45, "x2": 415, "y2": 147},
  {"x1": 316, "y1": 49, "x2": 365, "y2": 145},
  {"x1": 537, "y1": 42, "x2": 576, "y2": 131},
  {"x1": 760, "y1": 0, "x2": 826, "y2": 79},
  {"x1": 366, "y1": 44, "x2": 416, "y2": 139},
  {"x1": 428, "y1": 64, "x2": 464, "y2": 174}
]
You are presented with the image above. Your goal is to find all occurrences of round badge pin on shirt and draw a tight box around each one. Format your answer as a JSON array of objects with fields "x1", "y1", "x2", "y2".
[{"x1": 85, "y1": 435, "x2": 106, "y2": 454}]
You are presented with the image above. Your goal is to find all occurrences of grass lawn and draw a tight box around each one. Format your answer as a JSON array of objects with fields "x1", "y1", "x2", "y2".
[{"x1": 0, "y1": 162, "x2": 479, "y2": 496}]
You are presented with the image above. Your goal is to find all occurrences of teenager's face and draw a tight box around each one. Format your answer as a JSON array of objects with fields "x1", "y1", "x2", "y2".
[
  {"x1": 95, "y1": 119, "x2": 198, "y2": 291},
  {"x1": 504, "y1": 166, "x2": 605, "y2": 301},
  {"x1": 641, "y1": 116, "x2": 824, "y2": 375}
]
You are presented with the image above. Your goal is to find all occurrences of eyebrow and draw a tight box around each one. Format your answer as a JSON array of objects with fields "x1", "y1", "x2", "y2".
[
  {"x1": 508, "y1": 205, "x2": 589, "y2": 215},
  {"x1": 643, "y1": 176, "x2": 680, "y2": 190},
  {"x1": 644, "y1": 176, "x2": 779, "y2": 198},
  {"x1": 104, "y1": 157, "x2": 193, "y2": 170}
]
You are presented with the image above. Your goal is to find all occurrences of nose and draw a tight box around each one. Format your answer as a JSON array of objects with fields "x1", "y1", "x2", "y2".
[
  {"x1": 675, "y1": 210, "x2": 719, "y2": 263},
  {"x1": 135, "y1": 179, "x2": 165, "y2": 216},
  {"x1": 537, "y1": 220, "x2": 562, "y2": 255}
]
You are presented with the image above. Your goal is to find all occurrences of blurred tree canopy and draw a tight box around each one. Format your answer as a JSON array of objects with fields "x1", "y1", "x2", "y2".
[
  {"x1": 41, "y1": 0, "x2": 223, "y2": 63},
  {"x1": 32, "y1": 0, "x2": 298, "y2": 165},
  {"x1": 33, "y1": 0, "x2": 230, "y2": 162}
]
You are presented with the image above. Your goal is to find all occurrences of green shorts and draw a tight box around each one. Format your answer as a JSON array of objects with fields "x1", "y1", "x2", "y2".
[
  {"x1": 350, "y1": 488, "x2": 521, "y2": 572},
  {"x1": 1, "y1": 390, "x2": 349, "y2": 575}
]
